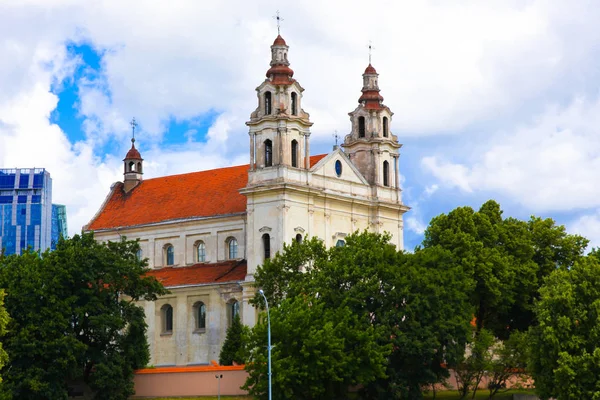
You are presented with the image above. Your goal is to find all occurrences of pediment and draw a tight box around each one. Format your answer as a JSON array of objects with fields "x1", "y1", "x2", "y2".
[{"x1": 310, "y1": 148, "x2": 368, "y2": 185}]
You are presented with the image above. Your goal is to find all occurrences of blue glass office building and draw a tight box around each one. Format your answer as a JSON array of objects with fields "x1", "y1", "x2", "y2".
[{"x1": 0, "y1": 168, "x2": 66, "y2": 255}]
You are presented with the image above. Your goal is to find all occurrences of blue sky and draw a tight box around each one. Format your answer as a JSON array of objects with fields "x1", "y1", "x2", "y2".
[{"x1": 1, "y1": 0, "x2": 600, "y2": 251}]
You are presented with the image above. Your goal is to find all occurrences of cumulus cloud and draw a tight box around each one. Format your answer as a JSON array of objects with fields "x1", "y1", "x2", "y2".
[
  {"x1": 570, "y1": 210, "x2": 600, "y2": 251},
  {"x1": 422, "y1": 97, "x2": 600, "y2": 212}
]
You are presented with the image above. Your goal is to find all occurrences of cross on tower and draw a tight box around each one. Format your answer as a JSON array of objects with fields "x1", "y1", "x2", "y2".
[
  {"x1": 130, "y1": 117, "x2": 138, "y2": 142},
  {"x1": 273, "y1": 10, "x2": 283, "y2": 35},
  {"x1": 368, "y1": 41, "x2": 374, "y2": 64},
  {"x1": 333, "y1": 130, "x2": 340, "y2": 146}
]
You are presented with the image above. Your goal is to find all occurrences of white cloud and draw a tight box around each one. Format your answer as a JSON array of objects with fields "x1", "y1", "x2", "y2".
[
  {"x1": 405, "y1": 217, "x2": 427, "y2": 236},
  {"x1": 422, "y1": 97, "x2": 600, "y2": 212},
  {"x1": 570, "y1": 210, "x2": 600, "y2": 251}
]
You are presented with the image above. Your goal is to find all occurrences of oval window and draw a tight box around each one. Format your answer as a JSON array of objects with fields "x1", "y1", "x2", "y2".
[{"x1": 335, "y1": 160, "x2": 342, "y2": 177}]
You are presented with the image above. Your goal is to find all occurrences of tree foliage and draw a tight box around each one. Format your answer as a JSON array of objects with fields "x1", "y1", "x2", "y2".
[
  {"x1": 246, "y1": 232, "x2": 474, "y2": 400},
  {"x1": 0, "y1": 290, "x2": 8, "y2": 384},
  {"x1": 0, "y1": 233, "x2": 167, "y2": 400},
  {"x1": 529, "y1": 255, "x2": 600, "y2": 400},
  {"x1": 423, "y1": 200, "x2": 588, "y2": 339},
  {"x1": 219, "y1": 314, "x2": 246, "y2": 366}
]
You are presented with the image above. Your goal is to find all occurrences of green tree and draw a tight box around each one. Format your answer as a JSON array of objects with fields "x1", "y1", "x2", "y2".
[
  {"x1": 0, "y1": 290, "x2": 9, "y2": 383},
  {"x1": 219, "y1": 314, "x2": 245, "y2": 366},
  {"x1": 249, "y1": 232, "x2": 474, "y2": 400},
  {"x1": 0, "y1": 233, "x2": 167, "y2": 400},
  {"x1": 486, "y1": 330, "x2": 529, "y2": 399},
  {"x1": 379, "y1": 246, "x2": 473, "y2": 400},
  {"x1": 529, "y1": 255, "x2": 600, "y2": 400},
  {"x1": 243, "y1": 296, "x2": 389, "y2": 400},
  {"x1": 454, "y1": 329, "x2": 495, "y2": 400},
  {"x1": 423, "y1": 200, "x2": 588, "y2": 338}
]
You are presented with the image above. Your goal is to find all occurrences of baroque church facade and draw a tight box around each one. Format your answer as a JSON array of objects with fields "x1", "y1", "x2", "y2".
[{"x1": 85, "y1": 33, "x2": 409, "y2": 367}]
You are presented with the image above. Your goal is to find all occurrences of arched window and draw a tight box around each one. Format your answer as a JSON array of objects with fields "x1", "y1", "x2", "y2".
[
  {"x1": 228, "y1": 237, "x2": 238, "y2": 259},
  {"x1": 383, "y1": 161, "x2": 390, "y2": 187},
  {"x1": 336, "y1": 239, "x2": 346, "y2": 247},
  {"x1": 265, "y1": 91, "x2": 272, "y2": 115},
  {"x1": 262, "y1": 233, "x2": 270, "y2": 260},
  {"x1": 196, "y1": 241, "x2": 206, "y2": 263},
  {"x1": 164, "y1": 244, "x2": 174, "y2": 266},
  {"x1": 383, "y1": 117, "x2": 389, "y2": 138},
  {"x1": 227, "y1": 299, "x2": 240, "y2": 327},
  {"x1": 295, "y1": 233, "x2": 303, "y2": 243},
  {"x1": 161, "y1": 304, "x2": 173, "y2": 334},
  {"x1": 358, "y1": 116, "x2": 366, "y2": 138},
  {"x1": 128, "y1": 161, "x2": 135, "y2": 172},
  {"x1": 136, "y1": 248, "x2": 142, "y2": 261},
  {"x1": 291, "y1": 92, "x2": 297, "y2": 115},
  {"x1": 265, "y1": 140, "x2": 273, "y2": 167},
  {"x1": 137, "y1": 162, "x2": 142, "y2": 173},
  {"x1": 291, "y1": 140, "x2": 298, "y2": 168},
  {"x1": 194, "y1": 302, "x2": 206, "y2": 331}
]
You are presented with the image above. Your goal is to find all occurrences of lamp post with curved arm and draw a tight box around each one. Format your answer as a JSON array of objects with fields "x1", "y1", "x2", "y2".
[{"x1": 258, "y1": 289, "x2": 272, "y2": 400}]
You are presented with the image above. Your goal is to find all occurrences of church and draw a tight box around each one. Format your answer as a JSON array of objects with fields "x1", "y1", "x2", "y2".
[{"x1": 85, "y1": 32, "x2": 409, "y2": 367}]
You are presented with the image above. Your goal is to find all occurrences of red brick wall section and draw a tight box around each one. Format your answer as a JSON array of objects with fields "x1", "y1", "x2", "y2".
[{"x1": 132, "y1": 365, "x2": 249, "y2": 398}]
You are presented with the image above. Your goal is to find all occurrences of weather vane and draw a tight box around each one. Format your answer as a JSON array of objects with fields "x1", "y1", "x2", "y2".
[
  {"x1": 273, "y1": 10, "x2": 283, "y2": 35},
  {"x1": 333, "y1": 130, "x2": 340, "y2": 146},
  {"x1": 130, "y1": 117, "x2": 138, "y2": 142}
]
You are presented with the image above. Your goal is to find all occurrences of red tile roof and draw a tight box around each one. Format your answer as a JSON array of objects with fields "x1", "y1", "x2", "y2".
[
  {"x1": 364, "y1": 63, "x2": 377, "y2": 75},
  {"x1": 272, "y1": 34, "x2": 287, "y2": 46},
  {"x1": 125, "y1": 142, "x2": 142, "y2": 160},
  {"x1": 86, "y1": 154, "x2": 328, "y2": 231},
  {"x1": 147, "y1": 260, "x2": 247, "y2": 287}
]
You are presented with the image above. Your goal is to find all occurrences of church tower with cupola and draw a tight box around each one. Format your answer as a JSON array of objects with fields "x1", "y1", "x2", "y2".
[
  {"x1": 123, "y1": 136, "x2": 143, "y2": 193},
  {"x1": 343, "y1": 63, "x2": 402, "y2": 192},
  {"x1": 246, "y1": 34, "x2": 313, "y2": 185}
]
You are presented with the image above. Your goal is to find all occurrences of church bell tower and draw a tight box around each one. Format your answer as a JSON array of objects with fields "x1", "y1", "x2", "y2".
[
  {"x1": 246, "y1": 33, "x2": 313, "y2": 185},
  {"x1": 123, "y1": 118, "x2": 143, "y2": 193},
  {"x1": 342, "y1": 63, "x2": 402, "y2": 191}
]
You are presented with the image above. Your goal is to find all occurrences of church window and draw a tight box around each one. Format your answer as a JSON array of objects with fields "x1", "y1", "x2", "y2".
[
  {"x1": 295, "y1": 233, "x2": 302, "y2": 244},
  {"x1": 136, "y1": 248, "x2": 142, "y2": 261},
  {"x1": 164, "y1": 244, "x2": 174, "y2": 266},
  {"x1": 265, "y1": 140, "x2": 273, "y2": 167},
  {"x1": 262, "y1": 233, "x2": 271, "y2": 260},
  {"x1": 265, "y1": 91, "x2": 272, "y2": 115},
  {"x1": 383, "y1": 161, "x2": 390, "y2": 187},
  {"x1": 291, "y1": 92, "x2": 297, "y2": 115},
  {"x1": 227, "y1": 237, "x2": 238, "y2": 259},
  {"x1": 336, "y1": 239, "x2": 346, "y2": 247},
  {"x1": 161, "y1": 304, "x2": 173, "y2": 334},
  {"x1": 291, "y1": 140, "x2": 298, "y2": 167},
  {"x1": 195, "y1": 241, "x2": 206, "y2": 263},
  {"x1": 227, "y1": 299, "x2": 240, "y2": 327},
  {"x1": 137, "y1": 162, "x2": 142, "y2": 173},
  {"x1": 335, "y1": 160, "x2": 342, "y2": 177},
  {"x1": 129, "y1": 161, "x2": 135, "y2": 172},
  {"x1": 194, "y1": 302, "x2": 206, "y2": 331},
  {"x1": 358, "y1": 116, "x2": 366, "y2": 138},
  {"x1": 383, "y1": 117, "x2": 389, "y2": 138}
]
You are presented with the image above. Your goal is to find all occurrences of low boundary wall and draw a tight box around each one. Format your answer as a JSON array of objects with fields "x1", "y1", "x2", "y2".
[{"x1": 132, "y1": 364, "x2": 249, "y2": 398}]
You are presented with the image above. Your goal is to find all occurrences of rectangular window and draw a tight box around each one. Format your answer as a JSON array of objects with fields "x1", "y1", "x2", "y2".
[{"x1": 19, "y1": 174, "x2": 29, "y2": 189}]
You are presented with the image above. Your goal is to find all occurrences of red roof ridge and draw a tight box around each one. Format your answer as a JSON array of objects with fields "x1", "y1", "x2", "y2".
[
  {"x1": 86, "y1": 154, "x2": 328, "y2": 231},
  {"x1": 146, "y1": 260, "x2": 247, "y2": 287},
  {"x1": 141, "y1": 162, "x2": 248, "y2": 183}
]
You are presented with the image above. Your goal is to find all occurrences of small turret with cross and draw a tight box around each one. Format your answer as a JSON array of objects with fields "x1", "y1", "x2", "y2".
[{"x1": 123, "y1": 117, "x2": 144, "y2": 193}]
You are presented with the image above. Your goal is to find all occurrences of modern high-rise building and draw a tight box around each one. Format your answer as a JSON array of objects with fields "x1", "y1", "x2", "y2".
[
  {"x1": 51, "y1": 204, "x2": 68, "y2": 249},
  {"x1": 0, "y1": 168, "x2": 66, "y2": 255}
]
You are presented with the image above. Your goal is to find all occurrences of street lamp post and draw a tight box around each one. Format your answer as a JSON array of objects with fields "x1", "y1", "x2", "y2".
[
  {"x1": 258, "y1": 289, "x2": 272, "y2": 400},
  {"x1": 215, "y1": 374, "x2": 223, "y2": 400}
]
